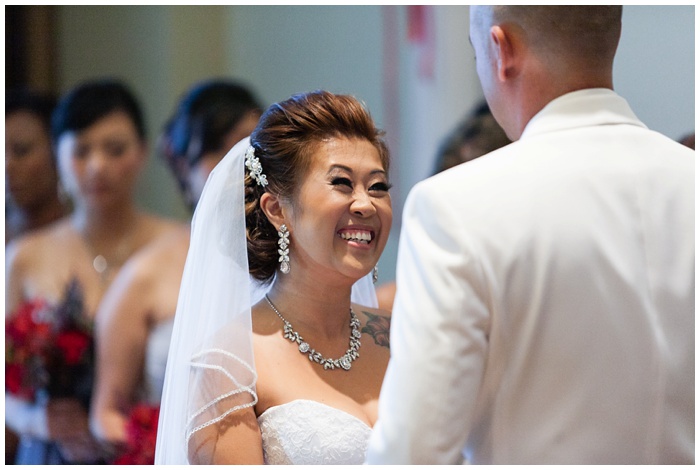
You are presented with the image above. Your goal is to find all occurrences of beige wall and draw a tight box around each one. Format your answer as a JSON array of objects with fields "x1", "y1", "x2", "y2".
[{"x1": 57, "y1": 6, "x2": 232, "y2": 221}]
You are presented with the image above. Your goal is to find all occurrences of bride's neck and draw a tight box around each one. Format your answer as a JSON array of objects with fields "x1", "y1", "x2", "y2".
[{"x1": 266, "y1": 277, "x2": 353, "y2": 340}]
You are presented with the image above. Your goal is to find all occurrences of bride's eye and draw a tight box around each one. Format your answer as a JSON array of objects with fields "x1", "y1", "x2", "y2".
[
  {"x1": 331, "y1": 177, "x2": 353, "y2": 188},
  {"x1": 370, "y1": 181, "x2": 392, "y2": 192}
]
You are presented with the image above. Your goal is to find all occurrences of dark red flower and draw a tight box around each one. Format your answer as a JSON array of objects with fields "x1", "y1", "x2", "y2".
[
  {"x1": 6, "y1": 299, "x2": 45, "y2": 341},
  {"x1": 113, "y1": 404, "x2": 160, "y2": 465},
  {"x1": 6, "y1": 300, "x2": 52, "y2": 400},
  {"x1": 5, "y1": 363, "x2": 26, "y2": 396},
  {"x1": 5, "y1": 281, "x2": 92, "y2": 403},
  {"x1": 55, "y1": 330, "x2": 91, "y2": 365}
]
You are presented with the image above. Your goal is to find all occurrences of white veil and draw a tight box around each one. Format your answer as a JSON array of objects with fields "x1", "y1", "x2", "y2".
[{"x1": 154, "y1": 137, "x2": 377, "y2": 464}]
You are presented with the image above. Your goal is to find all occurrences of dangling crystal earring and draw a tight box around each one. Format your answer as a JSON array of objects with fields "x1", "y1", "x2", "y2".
[
  {"x1": 373, "y1": 265, "x2": 379, "y2": 283},
  {"x1": 278, "y1": 224, "x2": 290, "y2": 274}
]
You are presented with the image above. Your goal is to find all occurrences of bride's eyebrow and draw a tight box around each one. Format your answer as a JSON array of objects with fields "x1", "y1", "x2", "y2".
[
  {"x1": 328, "y1": 164, "x2": 353, "y2": 174},
  {"x1": 327, "y1": 165, "x2": 387, "y2": 177}
]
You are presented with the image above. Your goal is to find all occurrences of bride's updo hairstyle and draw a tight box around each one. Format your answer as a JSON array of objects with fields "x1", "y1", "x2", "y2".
[{"x1": 245, "y1": 90, "x2": 389, "y2": 283}]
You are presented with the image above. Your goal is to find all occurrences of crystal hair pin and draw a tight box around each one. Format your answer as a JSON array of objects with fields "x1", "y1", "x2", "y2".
[{"x1": 245, "y1": 145, "x2": 268, "y2": 187}]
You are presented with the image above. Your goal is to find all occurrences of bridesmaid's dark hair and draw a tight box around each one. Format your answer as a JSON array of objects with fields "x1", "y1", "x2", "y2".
[
  {"x1": 159, "y1": 80, "x2": 262, "y2": 210},
  {"x1": 6, "y1": 88, "x2": 56, "y2": 131},
  {"x1": 51, "y1": 79, "x2": 146, "y2": 143}
]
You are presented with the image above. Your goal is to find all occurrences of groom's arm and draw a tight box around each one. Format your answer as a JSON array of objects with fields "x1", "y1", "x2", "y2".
[{"x1": 366, "y1": 180, "x2": 490, "y2": 464}]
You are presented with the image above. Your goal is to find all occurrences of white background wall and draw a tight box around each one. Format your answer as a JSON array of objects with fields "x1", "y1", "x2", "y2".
[
  {"x1": 615, "y1": 6, "x2": 695, "y2": 141},
  {"x1": 56, "y1": 5, "x2": 695, "y2": 283}
]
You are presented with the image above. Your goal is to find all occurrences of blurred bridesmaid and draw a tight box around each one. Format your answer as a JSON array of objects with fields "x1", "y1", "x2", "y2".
[
  {"x1": 89, "y1": 80, "x2": 262, "y2": 464},
  {"x1": 5, "y1": 79, "x2": 180, "y2": 464},
  {"x1": 5, "y1": 90, "x2": 72, "y2": 463},
  {"x1": 5, "y1": 89, "x2": 70, "y2": 245}
]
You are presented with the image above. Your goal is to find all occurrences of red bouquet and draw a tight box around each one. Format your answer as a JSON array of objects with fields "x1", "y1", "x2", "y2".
[
  {"x1": 112, "y1": 403, "x2": 161, "y2": 465},
  {"x1": 5, "y1": 279, "x2": 94, "y2": 406}
]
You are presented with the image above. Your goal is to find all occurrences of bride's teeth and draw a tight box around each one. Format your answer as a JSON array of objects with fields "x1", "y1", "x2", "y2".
[{"x1": 340, "y1": 231, "x2": 372, "y2": 243}]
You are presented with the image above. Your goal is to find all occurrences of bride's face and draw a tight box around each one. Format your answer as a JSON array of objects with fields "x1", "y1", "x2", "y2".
[{"x1": 284, "y1": 136, "x2": 392, "y2": 284}]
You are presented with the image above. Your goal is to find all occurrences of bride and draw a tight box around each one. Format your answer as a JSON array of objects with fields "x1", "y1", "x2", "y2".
[{"x1": 155, "y1": 90, "x2": 393, "y2": 464}]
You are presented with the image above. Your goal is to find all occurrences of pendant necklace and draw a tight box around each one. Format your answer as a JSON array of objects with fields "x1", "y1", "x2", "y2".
[
  {"x1": 81, "y1": 231, "x2": 132, "y2": 285},
  {"x1": 264, "y1": 294, "x2": 362, "y2": 371}
]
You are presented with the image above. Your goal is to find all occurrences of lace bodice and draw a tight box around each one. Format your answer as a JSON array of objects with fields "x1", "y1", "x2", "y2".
[{"x1": 258, "y1": 399, "x2": 372, "y2": 464}]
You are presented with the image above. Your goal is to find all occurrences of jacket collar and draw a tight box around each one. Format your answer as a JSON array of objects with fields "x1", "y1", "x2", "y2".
[{"x1": 521, "y1": 88, "x2": 647, "y2": 140}]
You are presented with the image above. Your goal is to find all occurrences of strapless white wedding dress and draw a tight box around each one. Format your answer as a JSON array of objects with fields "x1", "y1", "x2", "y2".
[
  {"x1": 144, "y1": 318, "x2": 174, "y2": 404},
  {"x1": 258, "y1": 399, "x2": 372, "y2": 464}
]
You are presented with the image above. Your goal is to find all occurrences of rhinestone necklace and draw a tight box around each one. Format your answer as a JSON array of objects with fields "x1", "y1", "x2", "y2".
[{"x1": 264, "y1": 294, "x2": 361, "y2": 371}]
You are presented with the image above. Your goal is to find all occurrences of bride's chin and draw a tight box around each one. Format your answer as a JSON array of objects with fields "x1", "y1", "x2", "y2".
[
  {"x1": 348, "y1": 266, "x2": 375, "y2": 282},
  {"x1": 330, "y1": 257, "x2": 377, "y2": 283}
]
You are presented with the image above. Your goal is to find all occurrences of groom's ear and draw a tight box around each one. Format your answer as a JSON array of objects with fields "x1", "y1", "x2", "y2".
[
  {"x1": 490, "y1": 24, "x2": 520, "y2": 82},
  {"x1": 260, "y1": 192, "x2": 289, "y2": 231}
]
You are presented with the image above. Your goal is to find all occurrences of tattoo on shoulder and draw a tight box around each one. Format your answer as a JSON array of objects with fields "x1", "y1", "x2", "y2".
[{"x1": 361, "y1": 311, "x2": 391, "y2": 349}]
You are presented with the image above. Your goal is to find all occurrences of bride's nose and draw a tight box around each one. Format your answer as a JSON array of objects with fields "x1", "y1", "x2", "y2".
[{"x1": 350, "y1": 190, "x2": 376, "y2": 218}]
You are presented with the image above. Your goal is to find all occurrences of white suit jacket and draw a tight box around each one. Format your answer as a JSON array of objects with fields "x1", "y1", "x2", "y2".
[{"x1": 366, "y1": 89, "x2": 694, "y2": 464}]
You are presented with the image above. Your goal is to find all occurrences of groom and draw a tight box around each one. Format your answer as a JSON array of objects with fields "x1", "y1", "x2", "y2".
[{"x1": 366, "y1": 5, "x2": 694, "y2": 464}]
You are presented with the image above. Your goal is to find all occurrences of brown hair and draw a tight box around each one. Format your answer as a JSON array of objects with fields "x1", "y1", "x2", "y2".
[
  {"x1": 245, "y1": 90, "x2": 389, "y2": 283},
  {"x1": 492, "y1": 6, "x2": 622, "y2": 66}
]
